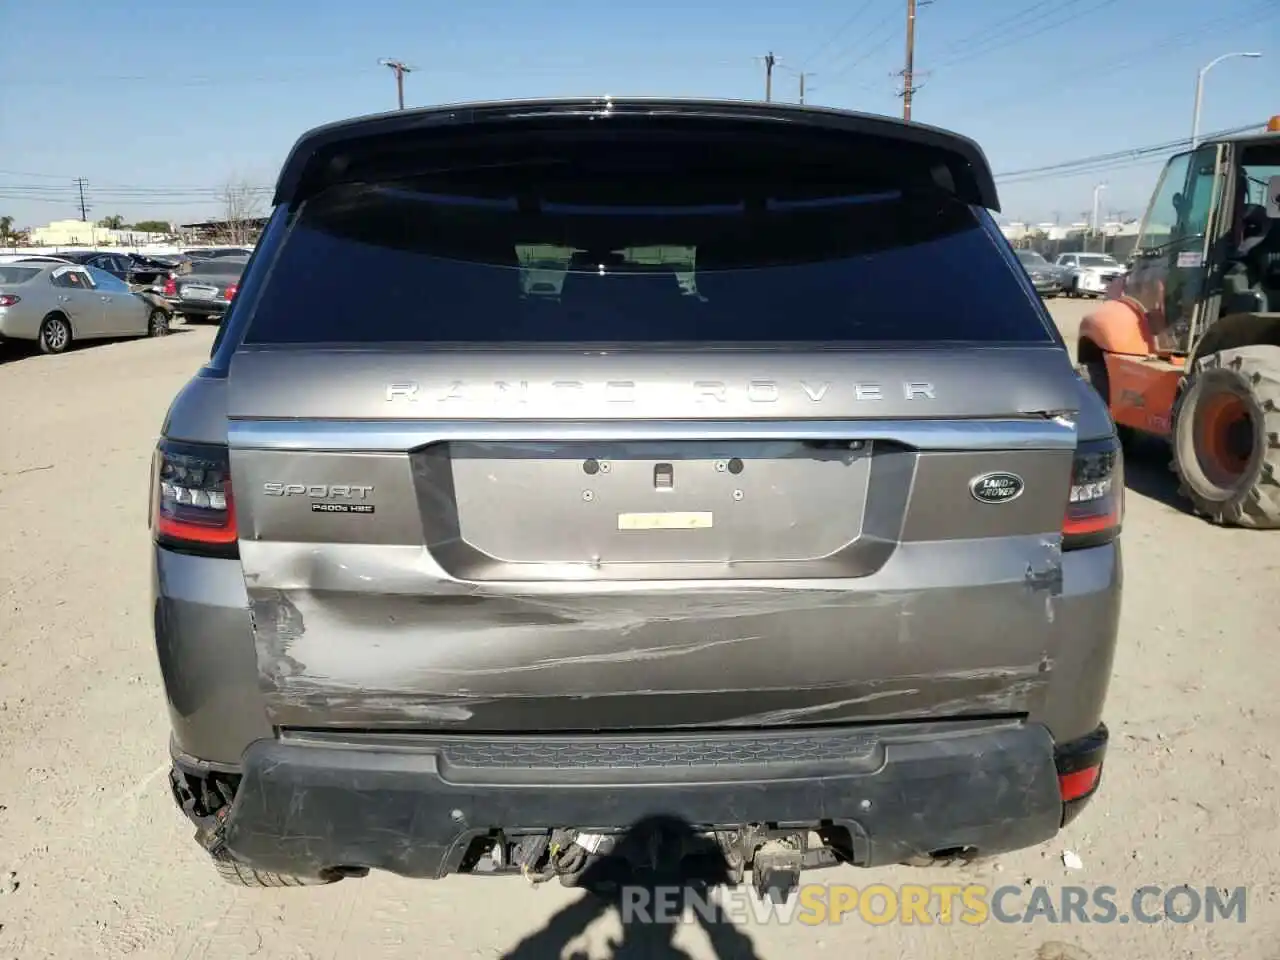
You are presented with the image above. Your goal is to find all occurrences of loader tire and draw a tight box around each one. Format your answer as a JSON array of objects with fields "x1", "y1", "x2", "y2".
[
  {"x1": 1075, "y1": 359, "x2": 1108, "y2": 399},
  {"x1": 1076, "y1": 359, "x2": 1136, "y2": 449},
  {"x1": 1172, "y1": 344, "x2": 1280, "y2": 528}
]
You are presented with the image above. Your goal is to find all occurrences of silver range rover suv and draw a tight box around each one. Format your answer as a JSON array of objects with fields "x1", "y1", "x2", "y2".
[{"x1": 151, "y1": 98, "x2": 1122, "y2": 897}]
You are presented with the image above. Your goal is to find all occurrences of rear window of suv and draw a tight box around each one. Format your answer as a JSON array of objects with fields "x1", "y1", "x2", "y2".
[
  {"x1": 191, "y1": 258, "x2": 246, "y2": 275},
  {"x1": 243, "y1": 182, "x2": 1053, "y2": 345}
]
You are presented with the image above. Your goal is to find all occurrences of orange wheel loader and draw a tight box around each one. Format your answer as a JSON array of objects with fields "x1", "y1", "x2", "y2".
[{"x1": 1076, "y1": 116, "x2": 1280, "y2": 528}]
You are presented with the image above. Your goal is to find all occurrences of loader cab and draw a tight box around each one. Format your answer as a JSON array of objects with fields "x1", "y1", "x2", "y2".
[
  {"x1": 1122, "y1": 140, "x2": 1228, "y2": 355},
  {"x1": 1221, "y1": 140, "x2": 1280, "y2": 316},
  {"x1": 1123, "y1": 129, "x2": 1280, "y2": 357}
]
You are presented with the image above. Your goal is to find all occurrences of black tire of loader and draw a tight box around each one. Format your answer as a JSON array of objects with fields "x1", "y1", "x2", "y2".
[
  {"x1": 1076, "y1": 359, "x2": 1136, "y2": 449},
  {"x1": 1172, "y1": 344, "x2": 1280, "y2": 528}
]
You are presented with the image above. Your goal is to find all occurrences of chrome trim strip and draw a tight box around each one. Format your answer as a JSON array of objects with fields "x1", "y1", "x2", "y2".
[{"x1": 227, "y1": 418, "x2": 1077, "y2": 452}]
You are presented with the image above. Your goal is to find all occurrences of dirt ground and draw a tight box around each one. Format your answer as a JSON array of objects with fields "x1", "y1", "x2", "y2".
[{"x1": 1, "y1": 301, "x2": 1278, "y2": 959}]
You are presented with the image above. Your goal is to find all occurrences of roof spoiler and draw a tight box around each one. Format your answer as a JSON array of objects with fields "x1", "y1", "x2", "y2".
[{"x1": 271, "y1": 97, "x2": 1001, "y2": 212}]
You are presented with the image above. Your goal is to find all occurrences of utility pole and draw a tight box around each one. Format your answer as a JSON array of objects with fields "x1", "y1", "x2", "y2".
[
  {"x1": 798, "y1": 71, "x2": 813, "y2": 104},
  {"x1": 898, "y1": 0, "x2": 931, "y2": 120},
  {"x1": 763, "y1": 51, "x2": 776, "y2": 102},
  {"x1": 1092, "y1": 183, "x2": 1107, "y2": 236},
  {"x1": 378, "y1": 58, "x2": 414, "y2": 110},
  {"x1": 72, "y1": 178, "x2": 89, "y2": 221},
  {"x1": 902, "y1": 0, "x2": 917, "y2": 120}
]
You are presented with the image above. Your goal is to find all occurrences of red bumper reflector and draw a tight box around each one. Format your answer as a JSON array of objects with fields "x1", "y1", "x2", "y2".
[{"x1": 1058, "y1": 765, "x2": 1101, "y2": 802}]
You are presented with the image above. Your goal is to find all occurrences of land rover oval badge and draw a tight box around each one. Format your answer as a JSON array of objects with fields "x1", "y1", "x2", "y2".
[{"x1": 969, "y1": 472, "x2": 1025, "y2": 504}]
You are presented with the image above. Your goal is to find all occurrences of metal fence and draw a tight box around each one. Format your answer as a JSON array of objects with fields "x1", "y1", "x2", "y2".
[{"x1": 1010, "y1": 232, "x2": 1139, "y2": 263}]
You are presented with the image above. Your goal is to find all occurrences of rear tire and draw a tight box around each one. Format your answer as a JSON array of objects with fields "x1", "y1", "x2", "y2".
[
  {"x1": 38, "y1": 314, "x2": 71, "y2": 354},
  {"x1": 211, "y1": 852, "x2": 342, "y2": 888},
  {"x1": 1172, "y1": 345, "x2": 1280, "y2": 528},
  {"x1": 147, "y1": 307, "x2": 169, "y2": 337}
]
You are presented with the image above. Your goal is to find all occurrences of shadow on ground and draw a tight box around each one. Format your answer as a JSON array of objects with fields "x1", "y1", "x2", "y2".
[
  {"x1": 1120, "y1": 434, "x2": 1188, "y2": 515},
  {"x1": 0, "y1": 328, "x2": 192, "y2": 365},
  {"x1": 502, "y1": 816, "x2": 763, "y2": 960}
]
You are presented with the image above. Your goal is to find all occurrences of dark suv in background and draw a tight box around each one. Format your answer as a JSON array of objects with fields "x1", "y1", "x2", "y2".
[{"x1": 151, "y1": 98, "x2": 1122, "y2": 898}]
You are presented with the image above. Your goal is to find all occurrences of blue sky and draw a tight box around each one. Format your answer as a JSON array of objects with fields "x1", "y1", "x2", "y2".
[{"x1": 0, "y1": 0, "x2": 1276, "y2": 229}]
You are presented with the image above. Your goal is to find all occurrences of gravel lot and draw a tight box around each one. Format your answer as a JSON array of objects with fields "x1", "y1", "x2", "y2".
[{"x1": 1, "y1": 301, "x2": 1278, "y2": 959}]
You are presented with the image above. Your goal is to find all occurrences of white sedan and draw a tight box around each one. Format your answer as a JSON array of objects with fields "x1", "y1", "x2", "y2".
[
  {"x1": 1055, "y1": 252, "x2": 1127, "y2": 298},
  {"x1": 0, "y1": 262, "x2": 170, "y2": 354}
]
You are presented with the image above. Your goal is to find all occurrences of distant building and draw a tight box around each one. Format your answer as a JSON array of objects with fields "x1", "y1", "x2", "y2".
[
  {"x1": 28, "y1": 218, "x2": 171, "y2": 248},
  {"x1": 1000, "y1": 219, "x2": 1141, "y2": 243},
  {"x1": 178, "y1": 217, "x2": 269, "y2": 244}
]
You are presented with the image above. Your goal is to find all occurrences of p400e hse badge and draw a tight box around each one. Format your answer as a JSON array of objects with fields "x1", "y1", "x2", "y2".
[
  {"x1": 263, "y1": 482, "x2": 376, "y2": 514},
  {"x1": 969, "y1": 472, "x2": 1025, "y2": 504}
]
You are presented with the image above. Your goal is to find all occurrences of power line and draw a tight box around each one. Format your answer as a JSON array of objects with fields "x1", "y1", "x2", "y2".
[
  {"x1": 822, "y1": 5, "x2": 903, "y2": 85},
  {"x1": 794, "y1": 0, "x2": 879, "y2": 71},
  {"x1": 0, "y1": 193, "x2": 236, "y2": 208},
  {"x1": 0, "y1": 183, "x2": 268, "y2": 200},
  {"x1": 0, "y1": 168, "x2": 74, "y2": 180},
  {"x1": 927, "y1": 0, "x2": 1064, "y2": 62},
  {"x1": 1001, "y1": 154, "x2": 1171, "y2": 187},
  {"x1": 994, "y1": 122, "x2": 1258, "y2": 179},
  {"x1": 977, "y1": 2, "x2": 1280, "y2": 113},
  {"x1": 0, "y1": 56, "x2": 751, "y2": 90},
  {"x1": 931, "y1": 0, "x2": 1123, "y2": 71},
  {"x1": 994, "y1": 121, "x2": 1263, "y2": 185},
  {"x1": 813, "y1": 0, "x2": 1276, "y2": 108}
]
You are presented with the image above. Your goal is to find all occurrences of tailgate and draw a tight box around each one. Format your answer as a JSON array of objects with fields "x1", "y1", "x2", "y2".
[{"x1": 216, "y1": 102, "x2": 1092, "y2": 731}]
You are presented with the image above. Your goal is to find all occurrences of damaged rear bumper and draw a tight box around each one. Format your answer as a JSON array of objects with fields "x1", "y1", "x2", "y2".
[{"x1": 173, "y1": 720, "x2": 1107, "y2": 881}]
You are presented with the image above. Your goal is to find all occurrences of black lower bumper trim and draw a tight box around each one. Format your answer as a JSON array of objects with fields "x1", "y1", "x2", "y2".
[{"x1": 215, "y1": 722, "x2": 1073, "y2": 880}]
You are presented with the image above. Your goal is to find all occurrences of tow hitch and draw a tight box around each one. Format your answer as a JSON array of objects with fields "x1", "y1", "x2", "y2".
[
  {"x1": 751, "y1": 837, "x2": 806, "y2": 904},
  {"x1": 474, "y1": 821, "x2": 836, "y2": 904}
]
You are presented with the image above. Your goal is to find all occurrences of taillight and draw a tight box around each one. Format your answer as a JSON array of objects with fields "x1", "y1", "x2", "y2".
[
  {"x1": 0, "y1": 294, "x2": 19, "y2": 307},
  {"x1": 224, "y1": 283, "x2": 239, "y2": 301},
  {"x1": 163, "y1": 274, "x2": 177, "y2": 296},
  {"x1": 150, "y1": 439, "x2": 237, "y2": 557},
  {"x1": 1062, "y1": 435, "x2": 1123, "y2": 550}
]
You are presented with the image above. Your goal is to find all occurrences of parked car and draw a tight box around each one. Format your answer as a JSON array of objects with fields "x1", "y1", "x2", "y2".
[
  {"x1": 1014, "y1": 249, "x2": 1063, "y2": 296},
  {"x1": 51, "y1": 250, "x2": 169, "y2": 288},
  {"x1": 1055, "y1": 252, "x2": 1127, "y2": 298},
  {"x1": 0, "y1": 262, "x2": 169, "y2": 353},
  {"x1": 57, "y1": 250, "x2": 135, "y2": 282},
  {"x1": 163, "y1": 255, "x2": 246, "y2": 322},
  {"x1": 152, "y1": 98, "x2": 1121, "y2": 897},
  {"x1": 127, "y1": 254, "x2": 180, "y2": 286},
  {"x1": 149, "y1": 255, "x2": 195, "y2": 302},
  {"x1": 0, "y1": 254, "x2": 72, "y2": 265}
]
